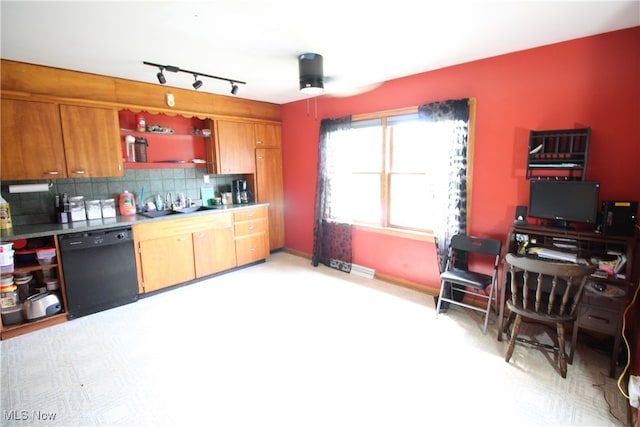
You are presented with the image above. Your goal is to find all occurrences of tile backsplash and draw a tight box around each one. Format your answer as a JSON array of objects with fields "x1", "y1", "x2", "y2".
[{"x1": 2, "y1": 168, "x2": 243, "y2": 225}]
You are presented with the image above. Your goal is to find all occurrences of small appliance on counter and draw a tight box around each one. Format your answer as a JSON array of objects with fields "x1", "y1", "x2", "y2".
[{"x1": 232, "y1": 179, "x2": 250, "y2": 204}]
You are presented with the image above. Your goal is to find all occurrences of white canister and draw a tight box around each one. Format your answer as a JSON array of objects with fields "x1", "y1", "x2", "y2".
[{"x1": 86, "y1": 200, "x2": 102, "y2": 220}]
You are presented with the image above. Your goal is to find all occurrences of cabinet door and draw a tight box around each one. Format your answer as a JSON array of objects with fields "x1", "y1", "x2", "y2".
[
  {"x1": 255, "y1": 123, "x2": 281, "y2": 148},
  {"x1": 256, "y1": 148, "x2": 285, "y2": 250},
  {"x1": 214, "y1": 120, "x2": 256, "y2": 174},
  {"x1": 1, "y1": 98, "x2": 68, "y2": 180},
  {"x1": 60, "y1": 104, "x2": 123, "y2": 177},
  {"x1": 138, "y1": 234, "x2": 195, "y2": 293},
  {"x1": 193, "y1": 226, "x2": 237, "y2": 277}
]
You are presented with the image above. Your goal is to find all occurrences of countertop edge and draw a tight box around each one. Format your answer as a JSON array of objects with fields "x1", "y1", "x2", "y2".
[{"x1": 1, "y1": 203, "x2": 270, "y2": 240}]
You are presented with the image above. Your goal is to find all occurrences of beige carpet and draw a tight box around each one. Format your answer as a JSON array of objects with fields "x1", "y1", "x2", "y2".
[{"x1": 0, "y1": 252, "x2": 631, "y2": 426}]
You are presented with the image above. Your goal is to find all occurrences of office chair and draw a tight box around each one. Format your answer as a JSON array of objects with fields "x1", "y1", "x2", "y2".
[
  {"x1": 435, "y1": 234, "x2": 502, "y2": 334},
  {"x1": 503, "y1": 253, "x2": 596, "y2": 378}
]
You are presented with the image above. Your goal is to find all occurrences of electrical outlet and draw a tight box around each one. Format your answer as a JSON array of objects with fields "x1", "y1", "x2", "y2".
[
  {"x1": 629, "y1": 375, "x2": 640, "y2": 409},
  {"x1": 203, "y1": 175, "x2": 210, "y2": 184}
]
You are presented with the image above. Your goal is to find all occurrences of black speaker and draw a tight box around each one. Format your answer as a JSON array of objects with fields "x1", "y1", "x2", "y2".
[
  {"x1": 601, "y1": 201, "x2": 638, "y2": 236},
  {"x1": 514, "y1": 205, "x2": 528, "y2": 226}
]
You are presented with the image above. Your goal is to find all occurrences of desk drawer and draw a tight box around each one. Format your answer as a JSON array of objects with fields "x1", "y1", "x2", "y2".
[{"x1": 576, "y1": 305, "x2": 621, "y2": 335}]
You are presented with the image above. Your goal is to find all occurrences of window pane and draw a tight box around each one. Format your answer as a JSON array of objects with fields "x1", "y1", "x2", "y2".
[
  {"x1": 350, "y1": 127, "x2": 383, "y2": 172},
  {"x1": 351, "y1": 173, "x2": 381, "y2": 224},
  {"x1": 390, "y1": 121, "x2": 429, "y2": 173},
  {"x1": 389, "y1": 174, "x2": 432, "y2": 231}
]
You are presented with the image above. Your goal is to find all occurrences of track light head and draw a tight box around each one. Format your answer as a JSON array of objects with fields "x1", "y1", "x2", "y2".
[
  {"x1": 230, "y1": 82, "x2": 239, "y2": 95},
  {"x1": 156, "y1": 68, "x2": 166, "y2": 84},
  {"x1": 192, "y1": 75, "x2": 203, "y2": 90}
]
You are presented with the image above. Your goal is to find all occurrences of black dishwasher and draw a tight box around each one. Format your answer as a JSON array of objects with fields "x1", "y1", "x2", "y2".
[{"x1": 58, "y1": 227, "x2": 138, "y2": 319}]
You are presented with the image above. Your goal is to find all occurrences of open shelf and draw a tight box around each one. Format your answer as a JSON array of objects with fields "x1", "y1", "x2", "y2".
[{"x1": 527, "y1": 128, "x2": 590, "y2": 180}]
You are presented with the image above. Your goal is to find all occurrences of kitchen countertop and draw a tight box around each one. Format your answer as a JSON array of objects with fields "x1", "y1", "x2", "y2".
[{"x1": 0, "y1": 203, "x2": 269, "y2": 241}]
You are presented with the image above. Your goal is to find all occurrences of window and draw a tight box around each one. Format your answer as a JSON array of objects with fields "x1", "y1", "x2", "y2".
[{"x1": 329, "y1": 109, "x2": 464, "y2": 234}]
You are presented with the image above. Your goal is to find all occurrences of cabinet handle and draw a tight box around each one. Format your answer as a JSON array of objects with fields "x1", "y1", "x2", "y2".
[
  {"x1": 71, "y1": 170, "x2": 86, "y2": 175},
  {"x1": 44, "y1": 171, "x2": 60, "y2": 175},
  {"x1": 248, "y1": 226, "x2": 254, "y2": 231},
  {"x1": 587, "y1": 315, "x2": 610, "y2": 324},
  {"x1": 177, "y1": 237, "x2": 187, "y2": 242},
  {"x1": 247, "y1": 213, "x2": 254, "y2": 217},
  {"x1": 196, "y1": 233, "x2": 205, "y2": 239},
  {"x1": 256, "y1": 140, "x2": 263, "y2": 144},
  {"x1": 249, "y1": 247, "x2": 256, "y2": 252},
  {"x1": 257, "y1": 156, "x2": 264, "y2": 160}
]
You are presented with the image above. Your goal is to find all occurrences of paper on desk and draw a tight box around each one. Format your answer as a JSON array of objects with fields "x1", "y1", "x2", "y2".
[{"x1": 529, "y1": 247, "x2": 578, "y2": 263}]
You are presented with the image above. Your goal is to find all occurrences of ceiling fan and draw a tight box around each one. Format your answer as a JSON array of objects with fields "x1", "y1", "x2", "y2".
[{"x1": 298, "y1": 53, "x2": 381, "y2": 98}]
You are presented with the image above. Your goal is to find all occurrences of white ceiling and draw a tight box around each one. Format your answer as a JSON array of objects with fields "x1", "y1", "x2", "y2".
[{"x1": 1, "y1": 1, "x2": 638, "y2": 105}]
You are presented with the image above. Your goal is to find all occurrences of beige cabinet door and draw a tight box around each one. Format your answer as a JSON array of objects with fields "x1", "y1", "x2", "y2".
[
  {"x1": 214, "y1": 120, "x2": 256, "y2": 174},
  {"x1": 193, "y1": 226, "x2": 237, "y2": 277},
  {"x1": 256, "y1": 148, "x2": 285, "y2": 250},
  {"x1": 59, "y1": 104, "x2": 123, "y2": 177},
  {"x1": 1, "y1": 98, "x2": 68, "y2": 180},
  {"x1": 138, "y1": 234, "x2": 195, "y2": 293}
]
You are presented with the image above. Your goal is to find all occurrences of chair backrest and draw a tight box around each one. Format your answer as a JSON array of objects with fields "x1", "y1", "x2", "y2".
[
  {"x1": 447, "y1": 234, "x2": 502, "y2": 275},
  {"x1": 450, "y1": 234, "x2": 502, "y2": 256},
  {"x1": 505, "y1": 253, "x2": 596, "y2": 318}
]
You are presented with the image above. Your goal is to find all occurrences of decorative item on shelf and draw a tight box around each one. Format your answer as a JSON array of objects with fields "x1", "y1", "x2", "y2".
[
  {"x1": 135, "y1": 114, "x2": 146, "y2": 132},
  {"x1": 146, "y1": 124, "x2": 174, "y2": 134},
  {"x1": 134, "y1": 137, "x2": 148, "y2": 162}
]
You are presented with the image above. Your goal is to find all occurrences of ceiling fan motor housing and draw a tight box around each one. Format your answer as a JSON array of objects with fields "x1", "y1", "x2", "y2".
[{"x1": 299, "y1": 53, "x2": 324, "y2": 93}]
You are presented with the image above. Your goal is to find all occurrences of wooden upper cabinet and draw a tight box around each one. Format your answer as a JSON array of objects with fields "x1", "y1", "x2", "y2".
[
  {"x1": 59, "y1": 104, "x2": 123, "y2": 178},
  {"x1": 0, "y1": 99, "x2": 123, "y2": 180},
  {"x1": 1, "y1": 98, "x2": 68, "y2": 180},
  {"x1": 209, "y1": 120, "x2": 256, "y2": 174},
  {"x1": 254, "y1": 123, "x2": 281, "y2": 148}
]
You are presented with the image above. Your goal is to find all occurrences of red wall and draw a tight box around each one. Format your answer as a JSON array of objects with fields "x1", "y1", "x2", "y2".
[
  {"x1": 280, "y1": 26, "x2": 640, "y2": 287},
  {"x1": 281, "y1": 26, "x2": 640, "y2": 404}
]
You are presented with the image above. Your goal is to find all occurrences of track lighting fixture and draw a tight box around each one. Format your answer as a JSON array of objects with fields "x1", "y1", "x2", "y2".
[
  {"x1": 298, "y1": 53, "x2": 324, "y2": 94},
  {"x1": 156, "y1": 67, "x2": 166, "y2": 84},
  {"x1": 143, "y1": 61, "x2": 245, "y2": 95},
  {"x1": 192, "y1": 75, "x2": 203, "y2": 90}
]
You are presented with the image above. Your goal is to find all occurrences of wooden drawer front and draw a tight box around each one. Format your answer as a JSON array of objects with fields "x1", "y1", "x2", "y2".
[
  {"x1": 581, "y1": 293, "x2": 626, "y2": 311},
  {"x1": 577, "y1": 305, "x2": 621, "y2": 335},
  {"x1": 234, "y1": 207, "x2": 267, "y2": 222},
  {"x1": 236, "y1": 234, "x2": 268, "y2": 266},
  {"x1": 235, "y1": 218, "x2": 267, "y2": 237}
]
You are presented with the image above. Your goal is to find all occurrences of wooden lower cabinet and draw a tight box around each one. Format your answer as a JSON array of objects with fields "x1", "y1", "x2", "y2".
[
  {"x1": 133, "y1": 209, "x2": 267, "y2": 294},
  {"x1": 193, "y1": 214, "x2": 237, "y2": 277},
  {"x1": 234, "y1": 207, "x2": 270, "y2": 266},
  {"x1": 138, "y1": 233, "x2": 195, "y2": 293}
]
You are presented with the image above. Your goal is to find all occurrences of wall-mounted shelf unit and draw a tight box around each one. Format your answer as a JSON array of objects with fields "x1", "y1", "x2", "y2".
[
  {"x1": 118, "y1": 110, "x2": 208, "y2": 169},
  {"x1": 527, "y1": 128, "x2": 590, "y2": 180}
]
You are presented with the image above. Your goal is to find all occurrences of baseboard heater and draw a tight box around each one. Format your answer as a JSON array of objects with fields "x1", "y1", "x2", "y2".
[{"x1": 350, "y1": 264, "x2": 376, "y2": 279}]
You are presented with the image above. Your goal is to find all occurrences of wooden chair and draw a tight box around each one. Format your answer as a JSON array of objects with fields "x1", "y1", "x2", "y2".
[
  {"x1": 435, "y1": 234, "x2": 502, "y2": 334},
  {"x1": 503, "y1": 253, "x2": 596, "y2": 378}
]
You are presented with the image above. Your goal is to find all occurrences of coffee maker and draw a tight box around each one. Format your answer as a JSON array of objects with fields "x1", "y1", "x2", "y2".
[{"x1": 232, "y1": 179, "x2": 249, "y2": 204}]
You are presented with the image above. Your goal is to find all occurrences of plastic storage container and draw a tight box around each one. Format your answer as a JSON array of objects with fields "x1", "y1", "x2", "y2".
[
  {"x1": 1, "y1": 303, "x2": 24, "y2": 325},
  {"x1": 69, "y1": 196, "x2": 86, "y2": 222},
  {"x1": 119, "y1": 191, "x2": 137, "y2": 216},
  {"x1": 0, "y1": 249, "x2": 14, "y2": 273},
  {"x1": 101, "y1": 198, "x2": 117, "y2": 218},
  {"x1": 36, "y1": 248, "x2": 56, "y2": 265},
  {"x1": 85, "y1": 199, "x2": 102, "y2": 220}
]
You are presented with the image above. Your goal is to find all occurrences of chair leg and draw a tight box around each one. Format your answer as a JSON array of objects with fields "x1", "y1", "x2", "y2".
[
  {"x1": 505, "y1": 314, "x2": 522, "y2": 363},
  {"x1": 435, "y1": 281, "x2": 445, "y2": 318},
  {"x1": 482, "y1": 285, "x2": 494, "y2": 335},
  {"x1": 557, "y1": 322, "x2": 567, "y2": 378},
  {"x1": 503, "y1": 312, "x2": 515, "y2": 337}
]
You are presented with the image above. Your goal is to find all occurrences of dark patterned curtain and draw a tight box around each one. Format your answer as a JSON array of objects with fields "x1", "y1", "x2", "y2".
[
  {"x1": 419, "y1": 99, "x2": 470, "y2": 309},
  {"x1": 312, "y1": 116, "x2": 353, "y2": 273}
]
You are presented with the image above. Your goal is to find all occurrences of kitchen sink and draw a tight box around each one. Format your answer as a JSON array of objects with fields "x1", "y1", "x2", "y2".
[{"x1": 138, "y1": 210, "x2": 178, "y2": 218}]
